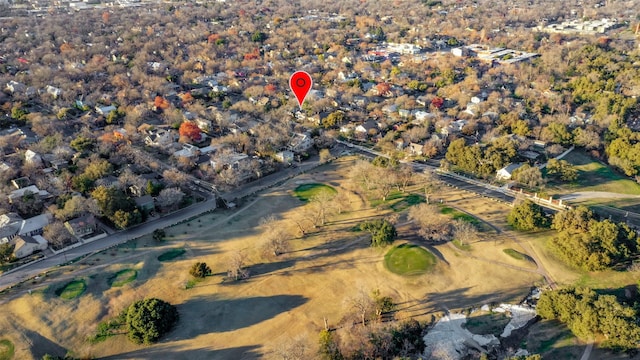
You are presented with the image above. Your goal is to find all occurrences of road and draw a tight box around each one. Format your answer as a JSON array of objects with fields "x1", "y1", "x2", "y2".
[{"x1": 0, "y1": 157, "x2": 322, "y2": 292}]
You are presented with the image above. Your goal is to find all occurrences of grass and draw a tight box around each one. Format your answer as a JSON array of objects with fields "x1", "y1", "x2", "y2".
[
  {"x1": 553, "y1": 150, "x2": 640, "y2": 195},
  {"x1": 390, "y1": 193, "x2": 425, "y2": 212},
  {"x1": 526, "y1": 320, "x2": 582, "y2": 359},
  {"x1": 0, "y1": 339, "x2": 14, "y2": 360},
  {"x1": 293, "y1": 183, "x2": 337, "y2": 201},
  {"x1": 439, "y1": 206, "x2": 480, "y2": 225},
  {"x1": 55, "y1": 279, "x2": 87, "y2": 300},
  {"x1": 464, "y1": 311, "x2": 511, "y2": 337},
  {"x1": 384, "y1": 243, "x2": 437, "y2": 276},
  {"x1": 452, "y1": 239, "x2": 472, "y2": 251},
  {"x1": 108, "y1": 269, "x2": 137, "y2": 287},
  {"x1": 157, "y1": 248, "x2": 186, "y2": 262},
  {"x1": 503, "y1": 248, "x2": 533, "y2": 262}
]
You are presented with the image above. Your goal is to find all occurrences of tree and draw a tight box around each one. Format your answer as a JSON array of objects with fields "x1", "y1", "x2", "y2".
[
  {"x1": 70, "y1": 136, "x2": 95, "y2": 152},
  {"x1": 113, "y1": 209, "x2": 142, "y2": 229},
  {"x1": 408, "y1": 203, "x2": 450, "y2": 242},
  {"x1": 546, "y1": 159, "x2": 578, "y2": 182},
  {"x1": 43, "y1": 221, "x2": 74, "y2": 250},
  {"x1": 227, "y1": 250, "x2": 249, "y2": 281},
  {"x1": 376, "y1": 82, "x2": 392, "y2": 96},
  {"x1": 552, "y1": 206, "x2": 594, "y2": 233},
  {"x1": 371, "y1": 289, "x2": 395, "y2": 321},
  {"x1": 251, "y1": 31, "x2": 267, "y2": 42},
  {"x1": 156, "y1": 187, "x2": 184, "y2": 210},
  {"x1": 347, "y1": 288, "x2": 374, "y2": 326},
  {"x1": 322, "y1": 111, "x2": 348, "y2": 129},
  {"x1": 359, "y1": 219, "x2": 397, "y2": 247},
  {"x1": 189, "y1": 262, "x2": 212, "y2": 278},
  {"x1": 512, "y1": 164, "x2": 544, "y2": 188},
  {"x1": 126, "y1": 298, "x2": 178, "y2": 344},
  {"x1": 318, "y1": 329, "x2": 343, "y2": 360},
  {"x1": 430, "y1": 96, "x2": 444, "y2": 110},
  {"x1": 178, "y1": 121, "x2": 202, "y2": 143},
  {"x1": 507, "y1": 200, "x2": 549, "y2": 231},
  {"x1": 319, "y1": 149, "x2": 332, "y2": 164},
  {"x1": 276, "y1": 336, "x2": 309, "y2": 360},
  {"x1": 0, "y1": 243, "x2": 15, "y2": 264},
  {"x1": 152, "y1": 229, "x2": 166, "y2": 241},
  {"x1": 453, "y1": 220, "x2": 478, "y2": 246},
  {"x1": 260, "y1": 215, "x2": 290, "y2": 257}
]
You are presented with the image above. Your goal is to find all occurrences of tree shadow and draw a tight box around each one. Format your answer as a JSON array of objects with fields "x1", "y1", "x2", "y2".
[
  {"x1": 99, "y1": 344, "x2": 261, "y2": 360},
  {"x1": 23, "y1": 329, "x2": 68, "y2": 359},
  {"x1": 166, "y1": 294, "x2": 308, "y2": 340}
]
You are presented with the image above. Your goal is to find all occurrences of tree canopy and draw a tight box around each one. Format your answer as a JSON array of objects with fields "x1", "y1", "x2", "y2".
[
  {"x1": 507, "y1": 200, "x2": 549, "y2": 231},
  {"x1": 126, "y1": 298, "x2": 179, "y2": 344},
  {"x1": 359, "y1": 219, "x2": 397, "y2": 247}
]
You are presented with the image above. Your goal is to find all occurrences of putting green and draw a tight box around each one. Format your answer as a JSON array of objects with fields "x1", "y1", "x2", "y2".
[{"x1": 384, "y1": 243, "x2": 436, "y2": 276}]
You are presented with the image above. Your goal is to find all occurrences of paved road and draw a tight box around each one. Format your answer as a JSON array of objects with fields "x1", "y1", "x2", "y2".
[{"x1": 0, "y1": 157, "x2": 321, "y2": 292}]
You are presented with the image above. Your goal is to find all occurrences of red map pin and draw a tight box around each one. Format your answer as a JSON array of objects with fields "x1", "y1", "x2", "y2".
[{"x1": 289, "y1": 71, "x2": 313, "y2": 109}]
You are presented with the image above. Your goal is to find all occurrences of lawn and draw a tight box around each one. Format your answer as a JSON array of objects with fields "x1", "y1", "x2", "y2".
[
  {"x1": 390, "y1": 193, "x2": 425, "y2": 212},
  {"x1": 503, "y1": 248, "x2": 533, "y2": 262},
  {"x1": 108, "y1": 269, "x2": 137, "y2": 287},
  {"x1": 0, "y1": 339, "x2": 14, "y2": 360},
  {"x1": 384, "y1": 243, "x2": 436, "y2": 276},
  {"x1": 554, "y1": 150, "x2": 640, "y2": 195},
  {"x1": 157, "y1": 248, "x2": 186, "y2": 262},
  {"x1": 452, "y1": 239, "x2": 472, "y2": 251},
  {"x1": 525, "y1": 320, "x2": 583, "y2": 359},
  {"x1": 55, "y1": 279, "x2": 87, "y2": 300},
  {"x1": 293, "y1": 183, "x2": 337, "y2": 201}
]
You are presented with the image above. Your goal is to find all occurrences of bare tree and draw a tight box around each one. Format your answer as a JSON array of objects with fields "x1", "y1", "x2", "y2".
[
  {"x1": 227, "y1": 250, "x2": 249, "y2": 281},
  {"x1": 274, "y1": 336, "x2": 309, "y2": 360},
  {"x1": 157, "y1": 187, "x2": 185, "y2": 210},
  {"x1": 420, "y1": 170, "x2": 441, "y2": 205},
  {"x1": 43, "y1": 221, "x2": 75, "y2": 250},
  {"x1": 408, "y1": 203, "x2": 451, "y2": 242},
  {"x1": 452, "y1": 220, "x2": 479, "y2": 246},
  {"x1": 260, "y1": 215, "x2": 290, "y2": 257},
  {"x1": 346, "y1": 288, "x2": 374, "y2": 327},
  {"x1": 395, "y1": 165, "x2": 415, "y2": 193}
]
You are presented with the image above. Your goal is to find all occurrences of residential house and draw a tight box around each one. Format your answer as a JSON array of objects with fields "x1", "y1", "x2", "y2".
[
  {"x1": 24, "y1": 149, "x2": 43, "y2": 167},
  {"x1": 440, "y1": 119, "x2": 468, "y2": 136},
  {"x1": 496, "y1": 163, "x2": 524, "y2": 180},
  {"x1": 0, "y1": 162, "x2": 10, "y2": 173},
  {"x1": 6, "y1": 81, "x2": 26, "y2": 94},
  {"x1": 65, "y1": 214, "x2": 98, "y2": 238},
  {"x1": 275, "y1": 150, "x2": 294, "y2": 163},
  {"x1": 173, "y1": 144, "x2": 200, "y2": 158},
  {"x1": 395, "y1": 138, "x2": 407, "y2": 150},
  {"x1": 355, "y1": 121, "x2": 378, "y2": 135},
  {"x1": 398, "y1": 109, "x2": 411, "y2": 118},
  {"x1": 144, "y1": 128, "x2": 176, "y2": 147},
  {"x1": 210, "y1": 151, "x2": 250, "y2": 170},
  {"x1": 10, "y1": 235, "x2": 48, "y2": 258},
  {"x1": 95, "y1": 105, "x2": 117, "y2": 116},
  {"x1": 408, "y1": 142, "x2": 424, "y2": 156},
  {"x1": 96, "y1": 175, "x2": 119, "y2": 188},
  {"x1": 287, "y1": 133, "x2": 313, "y2": 154},
  {"x1": 413, "y1": 111, "x2": 434, "y2": 124},
  {"x1": 134, "y1": 195, "x2": 155, "y2": 212},
  {"x1": 8, "y1": 185, "x2": 51, "y2": 204},
  {"x1": 0, "y1": 213, "x2": 23, "y2": 241},
  {"x1": 11, "y1": 177, "x2": 30, "y2": 189},
  {"x1": 18, "y1": 213, "x2": 51, "y2": 237},
  {"x1": 195, "y1": 118, "x2": 213, "y2": 133},
  {"x1": 45, "y1": 85, "x2": 62, "y2": 99}
]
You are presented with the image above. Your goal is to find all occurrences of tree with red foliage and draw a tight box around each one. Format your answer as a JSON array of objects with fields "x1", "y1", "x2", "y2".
[
  {"x1": 154, "y1": 96, "x2": 170, "y2": 110},
  {"x1": 264, "y1": 84, "x2": 277, "y2": 94},
  {"x1": 207, "y1": 34, "x2": 220, "y2": 44},
  {"x1": 179, "y1": 121, "x2": 202, "y2": 143},
  {"x1": 431, "y1": 96, "x2": 444, "y2": 110},
  {"x1": 376, "y1": 82, "x2": 392, "y2": 96}
]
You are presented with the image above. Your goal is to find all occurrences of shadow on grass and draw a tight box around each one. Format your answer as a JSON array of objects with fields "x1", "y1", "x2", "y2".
[
  {"x1": 168, "y1": 295, "x2": 307, "y2": 340},
  {"x1": 101, "y1": 344, "x2": 261, "y2": 360},
  {"x1": 23, "y1": 329, "x2": 68, "y2": 360}
]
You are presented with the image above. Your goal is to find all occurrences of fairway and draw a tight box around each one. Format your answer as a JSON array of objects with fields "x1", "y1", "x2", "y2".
[
  {"x1": 108, "y1": 269, "x2": 137, "y2": 287},
  {"x1": 384, "y1": 243, "x2": 436, "y2": 276},
  {"x1": 293, "y1": 183, "x2": 337, "y2": 201},
  {"x1": 157, "y1": 248, "x2": 186, "y2": 262},
  {"x1": 55, "y1": 279, "x2": 87, "y2": 300}
]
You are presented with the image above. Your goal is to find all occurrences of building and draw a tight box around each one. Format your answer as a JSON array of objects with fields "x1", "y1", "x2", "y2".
[
  {"x1": 287, "y1": 133, "x2": 313, "y2": 154},
  {"x1": 496, "y1": 163, "x2": 524, "y2": 180},
  {"x1": 0, "y1": 213, "x2": 50, "y2": 242},
  {"x1": 65, "y1": 214, "x2": 98, "y2": 238},
  {"x1": 11, "y1": 235, "x2": 48, "y2": 258},
  {"x1": 95, "y1": 105, "x2": 117, "y2": 116},
  {"x1": 0, "y1": 213, "x2": 23, "y2": 241},
  {"x1": 144, "y1": 128, "x2": 176, "y2": 147},
  {"x1": 8, "y1": 185, "x2": 51, "y2": 204},
  {"x1": 538, "y1": 18, "x2": 621, "y2": 35},
  {"x1": 275, "y1": 150, "x2": 294, "y2": 163},
  {"x1": 134, "y1": 195, "x2": 155, "y2": 212}
]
